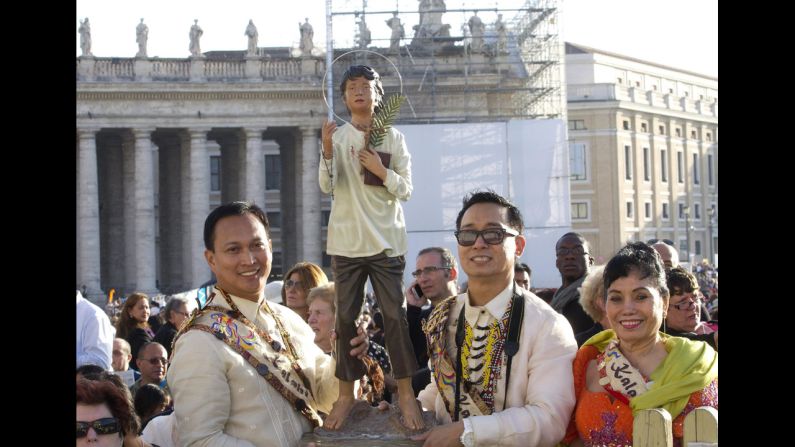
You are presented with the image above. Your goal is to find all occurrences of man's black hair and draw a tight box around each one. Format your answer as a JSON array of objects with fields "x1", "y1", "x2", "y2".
[
  {"x1": 203, "y1": 201, "x2": 270, "y2": 251},
  {"x1": 604, "y1": 241, "x2": 669, "y2": 298},
  {"x1": 556, "y1": 232, "x2": 591, "y2": 253},
  {"x1": 455, "y1": 190, "x2": 524, "y2": 232},
  {"x1": 514, "y1": 262, "x2": 532, "y2": 276}
]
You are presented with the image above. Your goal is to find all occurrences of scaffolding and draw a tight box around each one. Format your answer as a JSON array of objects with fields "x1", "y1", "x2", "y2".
[{"x1": 327, "y1": 0, "x2": 564, "y2": 123}]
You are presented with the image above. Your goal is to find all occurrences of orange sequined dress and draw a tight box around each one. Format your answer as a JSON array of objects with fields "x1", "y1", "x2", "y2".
[{"x1": 563, "y1": 345, "x2": 718, "y2": 447}]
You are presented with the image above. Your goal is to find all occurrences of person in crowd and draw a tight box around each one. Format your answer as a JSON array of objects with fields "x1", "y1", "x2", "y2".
[
  {"x1": 130, "y1": 342, "x2": 169, "y2": 398},
  {"x1": 307, "y1": 282, "x2": 387, "y2": 405},
  {"x1": 134, "y1": 384, "x2": 171, "y2": 430},
  {"x1": 414, "y1": 190, "x2": 577, "y2": 446},
  {"x1": 405, "y1": 246, "x2": 459, "y2": 396},
  {"x1": 663, "y1": 266, "x2": 718, "y2": 350},
  {"x1": 650, "y1": 240, "x2": 679, "y2": 269},
  {"x1": 281, "y1": 261, "x2": 328, "y2": 321},
  {"x1": 573, "y1": 265, "x2": 610, "y2": 347},
  {"x1": 77, "y1": 290, "x2": 115, "y2": 371},
  {"x1": 651, "y1": 241, "x2": 712, "y2": 322},
  {"x1": 153, "y1": 296, "x2": 191, "y2": 357},
  {"x1": 551, "y1": 232, "x2": 595, "y2": 335},
  {"x1": 532, "y1": 287, "x2": 556, "y2": 304},
  {"x1": 514, "y1": 261, "x2": 532, "y2": 291},
  {"x1": 78, "y1": 371, "x2": 157, "y2": 447},
  {"x1": 167, "y1": 201, "x2": 369, "y2": 446},
  {"x1": 112, "y1": 338, "x2": 140, "y2": 387},
  {"x1": 148, "y1": 301, "x2": 163, "y2": 334},
  {"x1": 78, "y1": 363, "x2": 108, "y2": 379},
  {"x1": 319, "y1": 64, "x2": 422, "y2": 430},
  {"x1": 562, "y1": 241, "x2": 718, "y2": 447},
  {"x1": 115, "y1": 293, "x2": 155, "y2": 371},
  {"x1": 77, "y1": 378, "x2": 138, "y2": 447}
]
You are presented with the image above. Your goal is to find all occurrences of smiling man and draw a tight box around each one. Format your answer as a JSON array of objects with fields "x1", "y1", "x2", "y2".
[
  {"x1": 167, "y1": 201, "x2": 369, "y2": 447},
  {"x1": 550, "y1": 232, "x2": 595, "y2": 335},
  {"x1": 414, "y1": 191, "x2": 576, "y2": 447}
]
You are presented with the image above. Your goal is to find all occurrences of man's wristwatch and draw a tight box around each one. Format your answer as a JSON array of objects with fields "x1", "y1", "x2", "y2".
[{"x1": 459, "y1": 417, "x2": 475, "y2": 447}]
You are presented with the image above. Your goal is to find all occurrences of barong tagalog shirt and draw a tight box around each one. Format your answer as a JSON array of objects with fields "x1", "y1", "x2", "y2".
[
  {"x1": 318, "y1": 123, "x2": 412, "y2": 258},
  {"x1": 418, "y1": 283, "x2": 578, "y2": 447},
  {"x1": 167, "y1": 287, "x2": 339, "y2": 447}
]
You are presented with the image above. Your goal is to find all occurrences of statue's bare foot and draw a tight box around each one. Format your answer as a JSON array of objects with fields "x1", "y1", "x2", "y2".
[
  {"x1": 397, "y1": 394, "x2": 425, "y2": 430},
  {"x1": 323, "y1": 396, "x2": 357, "y2": 430}
]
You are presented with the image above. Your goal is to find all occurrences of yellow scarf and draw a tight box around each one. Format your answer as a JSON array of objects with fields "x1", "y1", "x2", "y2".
[{"x1": 584, "y1": 329, "x2": 717, "y2": 418}]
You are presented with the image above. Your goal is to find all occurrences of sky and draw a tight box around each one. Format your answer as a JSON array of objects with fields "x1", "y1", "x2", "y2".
[{"x1": 76, "y1": 0, "x2": 717, "y2": 78}]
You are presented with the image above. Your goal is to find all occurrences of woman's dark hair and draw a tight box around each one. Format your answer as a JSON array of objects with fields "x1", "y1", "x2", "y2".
[
  {"x1": 339, "y1": 65, "x2": 385, "y2": 114},
  {"x1": 115, "y1": 292, "x2": 150, "y2": 340},
  {"x1": 134, "y1": 384, "x2": 169, "y2": 425},
  {"x1": 603, "y1": 241, "x2": 669, "y2": 299},
  {"x1": 80, "y1": 371, "x2": 141, "y2": 435},
  {"x1": 77, "y1": 378, "x2": 138, "y2": 438}
]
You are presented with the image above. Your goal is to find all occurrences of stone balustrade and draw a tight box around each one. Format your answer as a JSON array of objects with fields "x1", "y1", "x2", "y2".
[
  {"x1": 77, "y1": 56, "x2": 321, "y2": 82},
  {"x1": 567, "y1": 83, "x2": 718, "y2": 118}
]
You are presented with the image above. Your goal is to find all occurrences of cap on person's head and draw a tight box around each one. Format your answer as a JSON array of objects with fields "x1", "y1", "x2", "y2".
[{"x1": 265, "y1": 281, "x2": 283, "y2": 303}]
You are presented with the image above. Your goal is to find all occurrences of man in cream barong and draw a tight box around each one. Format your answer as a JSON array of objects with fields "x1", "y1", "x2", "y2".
[
  {"x1": 167, "y1": 201, "x2": 369, "y2": 447},
  {"x1": 412, "y1": 191, "x2": 577, "y2": 447}
]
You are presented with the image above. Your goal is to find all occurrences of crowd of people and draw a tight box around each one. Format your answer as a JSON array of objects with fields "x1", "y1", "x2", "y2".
[{"x1": 76, "y1": 63, "x2": 716, "y2": 447}]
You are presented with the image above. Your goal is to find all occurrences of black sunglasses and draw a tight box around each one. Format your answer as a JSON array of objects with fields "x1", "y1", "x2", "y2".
[
  {"x1": 76, "y1": 417, "x2": 121, "y2": 438},
  {"x1": 455, "y1": 228, "x2": 519, "y2": 246}
]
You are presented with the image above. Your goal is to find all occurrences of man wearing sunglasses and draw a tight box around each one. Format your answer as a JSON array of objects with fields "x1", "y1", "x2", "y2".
[
  {"x1": 130, "y1": 342, "x2": 169, "y2": 399},
  {"x1": 550, "y1": 232, "x2": 595, "y2": 335},
  {"x1": 413, "y1": 191, "x2": 576, "y2": 447}
]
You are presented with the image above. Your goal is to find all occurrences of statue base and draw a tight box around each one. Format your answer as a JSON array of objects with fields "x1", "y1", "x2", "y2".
[{"x1": 300, "y1": 400, "x2": 436, "y2": 446}]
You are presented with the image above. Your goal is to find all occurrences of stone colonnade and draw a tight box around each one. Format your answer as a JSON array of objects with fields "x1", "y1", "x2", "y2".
[{"x1": 76, "y1": 125, "x2": 321, "y2": 300}]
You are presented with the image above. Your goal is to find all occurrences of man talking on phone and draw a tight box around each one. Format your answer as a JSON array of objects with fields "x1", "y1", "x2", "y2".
[{"x1": 405, "y1": 247, "x2": 459, "y2": 395}]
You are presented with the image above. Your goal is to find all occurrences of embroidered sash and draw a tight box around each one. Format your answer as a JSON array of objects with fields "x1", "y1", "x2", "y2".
[
  {"x1": 173, "y1": 292, "x2": 322, "y2": 428},
  {"x1": 596, "y1": 338, "x2": 650, "y2": 406}
]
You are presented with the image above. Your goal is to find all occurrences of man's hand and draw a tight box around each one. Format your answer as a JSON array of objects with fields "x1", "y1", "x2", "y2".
[
  {"x1": 321, "y1": 120, "x2": 337, "y2": 159},
  {"x1": 410, "y1": 421, "x2": 465, "y2": 447},
  {"x1": 358, "y1": 147, "x2": 387, "y2": 180},
  {"x1": 406, "y1": 282, "x2": 428, "y2": 308}
]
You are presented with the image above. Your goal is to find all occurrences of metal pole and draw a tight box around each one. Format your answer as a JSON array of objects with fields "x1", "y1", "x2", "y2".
[
  {"x1": 708, "y1": 206, "x2": 715, "y2": 265},
  {"x1": 326, "y1": 0, "x2": 334, "y2": 122},
  {"x1": 684, "y1": 206, "x2": 691, "y2": 266}
]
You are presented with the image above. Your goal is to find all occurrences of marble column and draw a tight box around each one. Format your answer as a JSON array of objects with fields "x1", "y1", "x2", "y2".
[
  {"x1": 77, "y1": 129, "x2": 103, "y2": 300},
  {"x1": 121, "y1": 133, "x2": 137, "y2": 292},
  {"x1": 184, "y1": 128, "x2": 212, "y2": 287},
  {"x1": 299, "y1": 126, "x2": 322, "y2": 265},
  {"x1": 133, "y1": 128, "x2": 160, "y2": 295},
  {"x1": 244, "y1": 127, "x2": 267, "y2": 207}
]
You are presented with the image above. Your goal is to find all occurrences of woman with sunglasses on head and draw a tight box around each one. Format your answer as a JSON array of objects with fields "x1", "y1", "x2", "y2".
[
  {"x1": 663, "y1": 266, "x2": 718, "y2": 350},
  {"x1": 562, "y1": 241, "x2": 717, "y2": 447},
  {"x1": 115, "y1": 293, "x2": 155, "y2": 371},
  {"x1": 281, "y1": 262, "x2": 329, "y2": 321}
]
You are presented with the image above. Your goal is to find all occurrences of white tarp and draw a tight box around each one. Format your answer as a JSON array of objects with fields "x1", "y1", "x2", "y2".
[{"x1": 399, "y1": 119, "x2": 571, "y2": 288}]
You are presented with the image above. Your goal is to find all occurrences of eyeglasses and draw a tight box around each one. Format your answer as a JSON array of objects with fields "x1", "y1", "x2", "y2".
[
  {"x1": 556, "y1": 246, "x2": 588, "y2": 257},
  {"x1": 411, "y1": 266, "x2": 450, "y2": 278},
  {"x1": 672, "y1": 295, "x2": 701, "y2": 311},
  {"x1": 76, "y1": 417, "x2": 121, "y2": 438},
  {"x1": 140, "y1": 357, "x2": 167, "y2": 366},
  {"x1": 455, "y1": 228, "x2": 519, "y2": 246},
  {"x1": 647, "y1": 238, "x2": 674, "y2": 246},
  {"x1": 284, "y1": 279, "x2": 304, "y2": 289}
]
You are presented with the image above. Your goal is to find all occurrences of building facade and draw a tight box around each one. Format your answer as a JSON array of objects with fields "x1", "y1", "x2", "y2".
[{"x1": 565, "y1": 43, "x2": 718, "y2": 265}]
